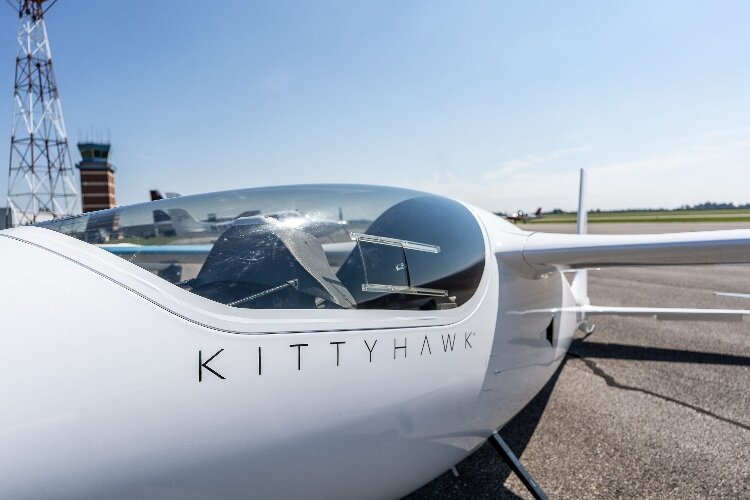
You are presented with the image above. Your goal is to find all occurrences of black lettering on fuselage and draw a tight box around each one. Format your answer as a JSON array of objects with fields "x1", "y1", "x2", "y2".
[
  {"x1": 364, "y1": 339, "x2": 377, "y2": 362},
  {"x1": 442, "y1": 334, "x2": 456, "y2": 352},
  {"x1": 199, "y1": 349, "x2": 225, "y2": 382},
  {"x1": 464, "y1": 331, "x2": 475, "y2": 349},
  {"x1": 420, "y1": 335, "x2": 432, "y2": 355},
  {"x1": 290, "y1": 343, "x2": 309, "y2": 370},
  {"x1": 331, "y1": 341, "x2": 346, "y2": 366},
  {"x1": 394, "y1": 338, "x2": 407, "y2": 359},
  {"x1": 195, "y1": 330, "x2": 477, "y2": 380}
]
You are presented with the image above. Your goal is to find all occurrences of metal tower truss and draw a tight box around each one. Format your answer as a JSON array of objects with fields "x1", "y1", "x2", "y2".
[{"x1": 6, "y1": 0, "x2": 78, "y2": 226}]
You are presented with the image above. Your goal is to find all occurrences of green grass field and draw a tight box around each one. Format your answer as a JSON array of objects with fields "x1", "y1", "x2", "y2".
[{"x1": 523, "y1": 208, "x2": 750, "y2": 223}]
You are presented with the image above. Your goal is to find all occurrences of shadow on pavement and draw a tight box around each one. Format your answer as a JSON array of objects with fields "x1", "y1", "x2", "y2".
[
  {"x1": 405, "y1": 361, "x2": 566, "y2": 499},
  {"x1": 570, "y1": 339, "x2": 750, "y2": 366}
]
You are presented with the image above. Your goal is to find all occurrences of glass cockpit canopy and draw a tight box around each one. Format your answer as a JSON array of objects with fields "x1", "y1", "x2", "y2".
[{"x1": 37, "y1": 185, "x2": 486, "y2": 311}]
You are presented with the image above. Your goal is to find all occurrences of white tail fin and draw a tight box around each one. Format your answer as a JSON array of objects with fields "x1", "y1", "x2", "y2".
[
  {"x1": 167, "y1": 208, "x2": 205, "y2": 236},
  {"x1": 571, "y1": 169, "x2": 589, "y2": 305}
]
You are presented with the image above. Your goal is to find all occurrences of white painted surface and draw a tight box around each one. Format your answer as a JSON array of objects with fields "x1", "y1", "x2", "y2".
[
  {"x1": 14, "y1": 197, "x2": 745, "y2": 498},
  {"x1": 0, "y1": 211, "x2": 571, "y2": 498},
  {"x1": 520, "y1": 229, "x2": 750, "y2": 274}
]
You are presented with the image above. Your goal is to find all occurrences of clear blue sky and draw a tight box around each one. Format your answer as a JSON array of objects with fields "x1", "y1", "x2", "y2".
[{"x1": 1, "y1": 0, "x2": 749, "y2": 212}]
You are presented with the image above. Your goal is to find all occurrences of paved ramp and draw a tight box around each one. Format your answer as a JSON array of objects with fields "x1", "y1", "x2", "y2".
[{"x1": 408, "y1": 223, "x2": 750, "y2": 499}]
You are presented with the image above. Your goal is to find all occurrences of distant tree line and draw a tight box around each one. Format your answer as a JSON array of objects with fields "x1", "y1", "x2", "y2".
[
  {"x1": 598, "y1": 202, "x2": 750, "y2": 212},
  {"x1": 676, "y1": 201, "x2": 750, "y2": 210},
  {"x1": 497, "y1": 201, "x2": 750, "y2": 216}
]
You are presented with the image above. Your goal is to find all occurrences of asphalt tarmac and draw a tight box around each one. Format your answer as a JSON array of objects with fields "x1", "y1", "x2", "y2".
[{"x1": 407, "y1": 223, "x2": 750, "y2": 499}]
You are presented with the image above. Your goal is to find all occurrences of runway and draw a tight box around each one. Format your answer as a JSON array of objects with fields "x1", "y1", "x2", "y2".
[{"x1": 407, "y1": 223, "x2": 750, "y2": 499}]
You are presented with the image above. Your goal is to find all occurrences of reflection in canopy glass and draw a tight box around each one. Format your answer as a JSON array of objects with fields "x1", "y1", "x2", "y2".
[{"x1": 37, "y1": 185, "x2": 485, "y2": 311}]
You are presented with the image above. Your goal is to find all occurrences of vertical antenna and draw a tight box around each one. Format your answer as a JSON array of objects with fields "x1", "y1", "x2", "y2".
[
  {"x1": 6, "y1": 0, "x2": 79, "y2": 226},
  {"x1": 572, "y1": 168, "x2": 590, "y2": 307},
  {"x1": 576, "y1": 168, "x2": 587, "y2": 235}
]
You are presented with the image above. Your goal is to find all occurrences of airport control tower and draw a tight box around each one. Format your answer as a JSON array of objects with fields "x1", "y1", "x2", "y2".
[{"x1": 76, "y1": 142, "x2": 116, "y2": 213}]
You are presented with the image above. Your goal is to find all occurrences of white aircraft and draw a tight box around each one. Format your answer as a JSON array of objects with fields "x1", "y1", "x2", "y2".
[
  {"x1": 505, "y1": 206, "x2": 543, "y2": 223},
  {"x1": 2, "y1": 174, "x2": 749, "y2": 499}
]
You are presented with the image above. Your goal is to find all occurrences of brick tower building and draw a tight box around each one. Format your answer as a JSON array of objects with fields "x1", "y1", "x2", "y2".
[{"x1": 76, "y1": 142, "x2": 116, "y2": 213}]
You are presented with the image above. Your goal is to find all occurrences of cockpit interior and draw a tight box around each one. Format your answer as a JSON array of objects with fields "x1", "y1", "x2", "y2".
[{"x1": 38, "y1": 185, "x2": 485, "y2": 311}]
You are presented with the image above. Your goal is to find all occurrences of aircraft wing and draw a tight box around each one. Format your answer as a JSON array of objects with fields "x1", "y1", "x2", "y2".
[
  {"x1": 511, "y1": 305, "x2": 750, "y2": 322},
  {"x1": 580, "y1": 304, "x2": 750, "y2": 321},
  {"x1": 714, "y1": 291, "x2": 750, "y2": 299},
  {"x1": 503, "y1": 228, "x2": 750, "y2": 321},
  {"x1": 519, "y1": 229, "x2": 750, "y2": 273},
  {"x1": 99, "y1": 244, "x2": 213, "y2": 264}
]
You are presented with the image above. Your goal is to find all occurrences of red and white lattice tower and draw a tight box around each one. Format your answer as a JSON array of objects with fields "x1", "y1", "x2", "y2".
[{"x1": 6, "y1": 0, "x2": 78, "y2": 226}]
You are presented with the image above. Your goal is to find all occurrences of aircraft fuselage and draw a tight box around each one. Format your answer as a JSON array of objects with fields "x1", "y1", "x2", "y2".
[{"x1": 0, "y1": 206, "x2": 576, "y2": 499}]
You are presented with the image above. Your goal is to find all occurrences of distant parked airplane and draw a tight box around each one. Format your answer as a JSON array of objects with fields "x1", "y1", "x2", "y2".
[
  {"x1": 506, "y1": 206, "x2": 543, "y2": 223},
  {"x1": 150, "y1": 190, "x2": 181, "y2": 201}
]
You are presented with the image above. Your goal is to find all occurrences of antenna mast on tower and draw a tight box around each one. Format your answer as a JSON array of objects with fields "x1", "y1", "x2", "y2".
[{"x1": 6, "y1": 0, "x2": 78, "y2": 226}]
